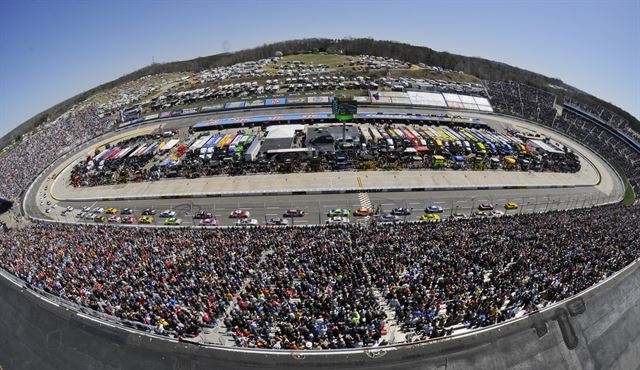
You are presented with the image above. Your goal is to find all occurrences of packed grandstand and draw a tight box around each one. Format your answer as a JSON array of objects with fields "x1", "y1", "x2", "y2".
[{"x1": 0, "y1": 49, "x2": 638, "y2": 355}]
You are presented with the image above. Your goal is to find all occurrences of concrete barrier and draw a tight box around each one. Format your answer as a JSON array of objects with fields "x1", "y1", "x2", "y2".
[{"x1": 1, "y1": 257, "x2": 639, "y2": 370}]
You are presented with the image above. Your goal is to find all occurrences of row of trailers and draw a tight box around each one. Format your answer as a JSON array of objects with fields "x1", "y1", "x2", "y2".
[
  {"x1": 88, "y1": 139, "x2": 181, "y2": 170},
  {"x1": 190, "y1": 131, "x2": 259, "y2": 161},
  {"x1": 361, "y1": 124, "x2": 530, "y2": 158}
]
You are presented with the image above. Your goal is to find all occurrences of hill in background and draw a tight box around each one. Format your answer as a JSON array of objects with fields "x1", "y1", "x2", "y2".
[{"x1": 2, "y1": 38, "x2": 637, "y2": 150}]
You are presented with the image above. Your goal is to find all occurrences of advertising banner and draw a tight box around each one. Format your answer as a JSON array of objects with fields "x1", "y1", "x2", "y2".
[
  {"x1": 265, "y1": 98, "x2": 287, "y2": 106},
  {"x1": 224, "y1": 101, "x2": 246, "y2": 109}
]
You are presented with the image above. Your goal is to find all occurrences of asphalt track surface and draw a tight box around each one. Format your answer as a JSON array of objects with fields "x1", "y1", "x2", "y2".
[
  {"x1": 24, "y1": 104, "x2": 624, "y2": 227},
  {"x1": 38, "y1": 186, "x2": 613, "y2": 227}
]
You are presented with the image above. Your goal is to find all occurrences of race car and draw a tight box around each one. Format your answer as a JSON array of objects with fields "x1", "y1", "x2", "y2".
[
  {"x1": 194, "y1": 211, "x2": 213, "y2": 219},
  {"x1": 105, "y1": 207, "x2": 118, "y2": 214},
  {"x1": 489, "y1": 210, "x2": 505, "y2": 217},
  {"x1": 478, "y1": 203, "x2": 494, "y2": 211},
  {"x1": 160, "y1": 210, "x2": 176, "y2": 218},
  {"x1": 138, "y1": 215, "x2": 154, "y2": 224},
  {"x1": 420, "y1": 213, "x2": 441, "y2": 222},
  {"x1": 327, "y1": 208, "x2": 350, "y2": 217},
  {"x1": 81, "y1": 206, "x2": 91, "y2": 212},
  {"x1": 121, "y1": 216, "x2": 136, "y2": 224},
  {"x1": 94, "y1": 215, "x2": 107, "y2": 223},
  {"x1": 107, "y1": 215, "x2": 121, "y2": 223},
  {"x1": 267, "y1": 217, "x2": 289, "y2": 226},
  {"x1": 283, "y1": 208, "x2": 305, "y2": 217},
  {"x1": 229, "y1": 209, "x2": 250, "y2": 218},
  {"x1": 120, "y1": 208, "x2": 134, "y2": 215},
  {"x1": 326, "y1": 216, "x2": 350, "y2": 224},
  {"x1": 199, "y1": 218, "x2": 220, "y2": 226},
  {"x1": 390, "y1": 207, "x2": 411, "y2": 216},
  {"x1": 425, "y1": 205, "x2": 444, "y2": 213},
  {"x1": 354, "y1": 207, "x2": 374, "y2": 217},
  {"x1": 142, "y1": 209, "x2": 156, "y2": 215},
  {"x1": 475, "y1": 210, "x2": 488, "y2": 217},
  {"x1": 92, "y1": 207, "x2": 105, "y2": 214},
  {"x1": 164, "y1": 217, "x2": 182, "y2": 225},
  {"x1": 452, "y1": 212, "x2": 468, "y2": 220},
  {"x1": 374, "y1": 214, "x2": 399, "y2": 223},
  {"x1": 236, "y1": 218, "x2": 259, "y2": 226},
  {"x1": 505, "y1": 202, "x2": 519, "y2": 210}
]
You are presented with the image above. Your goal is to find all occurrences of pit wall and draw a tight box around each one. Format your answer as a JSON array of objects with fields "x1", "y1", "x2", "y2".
[{"x1": 1, "y1": 257, "x2": 638, "y2": 370}]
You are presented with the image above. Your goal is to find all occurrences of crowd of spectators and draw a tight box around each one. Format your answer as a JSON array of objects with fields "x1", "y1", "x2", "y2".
[
  {"x1": 1, "y1": 204, "x2": 638, "y2": 349},
  {"x1": 0, "y1": 106, "x2": 113, "y2": 201},
  {"x1": 485, "y1": 80, "x2": 639, "y2": 197}
]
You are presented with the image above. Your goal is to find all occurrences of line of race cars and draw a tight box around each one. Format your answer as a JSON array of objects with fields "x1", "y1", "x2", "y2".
[{"x1": 68, "y1": 202, "x2": 520, "y2": 226}]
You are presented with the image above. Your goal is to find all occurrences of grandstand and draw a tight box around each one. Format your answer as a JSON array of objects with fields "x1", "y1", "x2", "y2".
[{"x1": 0, "y1": 45, "x2": 638, "y2": 370}]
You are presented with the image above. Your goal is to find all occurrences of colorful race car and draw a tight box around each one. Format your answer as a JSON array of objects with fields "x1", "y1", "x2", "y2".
[
  {"x1": 229, "y1": 209, "x2": 250, "y2": 218},
  {"x1": 327, "y1": 208, "x2": 350, "y2": 217},
  {"x1": 160, "y1": 210, "x2": 176, "y2": 218},
  {"x1": 420, "y1": 213, "x2": 441, "y2": 222},
  {"x1": 478, "y1": 203, "x2": 494, "y2": 211},
  {"x1": 138, "y1": 215, "x2": 154, "y2": 224},
  {"x1": 354, "y1": 207, "x2": 374, "y2": 217},
  {"x1": 425, "y1": 205, "x2": 444, "y2": 213},
  {"x1": 107, "y1": 215, "x2": 121, "y2": 223},
  {"x1": 164, "y1": 217, "x2": 182, "y2": 225},
  {"x1": 505, "y1": 202, "x2": 519, "y2": 210},
  {"x1": 267, "y1": 217, "x2": 289, "y2": 226},
  {"x1": 199, "y1": 218, "x2": 220, "y2": 226},
  {"x1": 283, "y1": 209, "x2": 305, "y2": 217},
  {"x1": 121, "y1": 216, "x2": 136, "y2": 224},
  {"x1": 390, "y1": 207, "x2": 411, "y2": 216}
]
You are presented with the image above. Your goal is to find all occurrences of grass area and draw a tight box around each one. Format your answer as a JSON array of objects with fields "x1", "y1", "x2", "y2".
[{"x1": 622, "y1": 176, "x2": 637, "y2": 205}]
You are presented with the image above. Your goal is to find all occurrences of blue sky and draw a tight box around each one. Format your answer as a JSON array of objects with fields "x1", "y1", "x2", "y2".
[{"x1": 0, "y1": 0, "x2": 638, "y2": 137}]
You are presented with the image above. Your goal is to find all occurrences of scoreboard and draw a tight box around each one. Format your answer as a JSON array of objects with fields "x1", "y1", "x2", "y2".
[{"x1": 332, "y1": 95, "x2": 358, "y2": 121}]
